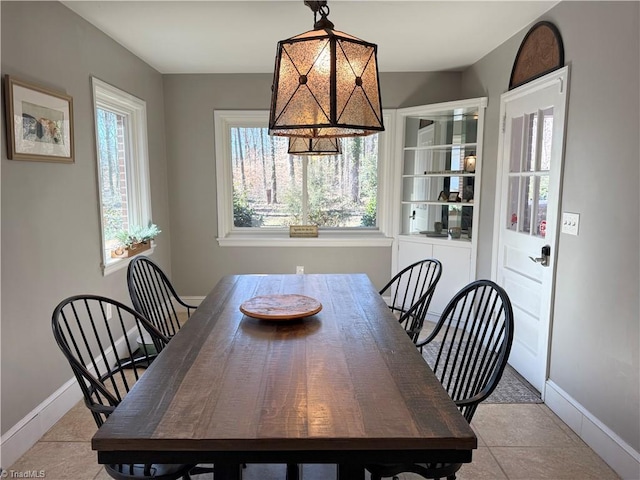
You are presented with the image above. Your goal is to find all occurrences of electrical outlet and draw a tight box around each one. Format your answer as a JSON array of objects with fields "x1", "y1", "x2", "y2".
[
  {"x1": 296, "y1": 266, "x2": 305, "y2": 275},
  {"x1": 561, "y1": 212, "x2": 580, "y2": 236}
]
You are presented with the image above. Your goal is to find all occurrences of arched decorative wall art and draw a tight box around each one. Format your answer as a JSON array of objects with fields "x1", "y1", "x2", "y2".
[{"x1": 509, "y1": 21, "x2": 564, "y2": 90}]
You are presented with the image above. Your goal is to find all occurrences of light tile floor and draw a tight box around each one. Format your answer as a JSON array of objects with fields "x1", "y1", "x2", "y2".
[{"x1": 6, "y1": 401, "x2": 620, "y2": 479}]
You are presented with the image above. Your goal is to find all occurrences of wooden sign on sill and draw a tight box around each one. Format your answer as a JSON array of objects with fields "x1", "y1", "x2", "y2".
[{"x1": 289, "y1": 225, "x2": 318, "y2": 238}]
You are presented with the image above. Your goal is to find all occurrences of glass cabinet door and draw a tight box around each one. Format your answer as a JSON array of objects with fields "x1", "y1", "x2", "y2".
[{"x1": 400, "y1": 103, "x2": 482, "y2": 238}]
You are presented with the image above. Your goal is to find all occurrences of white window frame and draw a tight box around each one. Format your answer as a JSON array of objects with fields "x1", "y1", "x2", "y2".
[
  {"x1": 91, "y1": 77, "x2": 153, "y2": 275},
  {"x1": 214, "y1": 110, "x2": 395, "y2": 247}
]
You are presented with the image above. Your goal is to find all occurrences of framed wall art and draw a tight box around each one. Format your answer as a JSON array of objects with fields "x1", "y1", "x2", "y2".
[{"x1": 4, "y1": 75, "x2": 74, "y2": 163}]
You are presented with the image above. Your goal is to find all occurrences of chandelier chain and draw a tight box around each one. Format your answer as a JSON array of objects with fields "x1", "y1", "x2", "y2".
[
  {"x1": 304, "y1": 1, "x2": 330, "y2": 27},
  {"x1": 318, "y1": 5, "x2": 330, "y2": 19}
]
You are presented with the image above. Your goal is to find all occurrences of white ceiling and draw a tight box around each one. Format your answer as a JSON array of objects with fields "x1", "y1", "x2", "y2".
[{"x1": 62, "y1": 1, "x2": 558, "y2": 74}]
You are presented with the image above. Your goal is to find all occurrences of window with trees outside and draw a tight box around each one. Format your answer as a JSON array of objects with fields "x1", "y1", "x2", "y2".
[
  {"x1": 91, "y1": 77, "x2": 152, "y2": 274},
  {"x1": 214, "y1": 111, "x2": 393, "y2": 246}
]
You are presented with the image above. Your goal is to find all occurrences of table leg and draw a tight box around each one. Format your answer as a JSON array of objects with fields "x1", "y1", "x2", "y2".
[
  {"x1": 214, "y1": 463, "x2": 242, "y2": 480},
  {"x1": 337, "y1": 464, "x2": 365, "y2": 480},
  {"x1": 286, "y1": 463, "x2": 300, "y2": 480}
]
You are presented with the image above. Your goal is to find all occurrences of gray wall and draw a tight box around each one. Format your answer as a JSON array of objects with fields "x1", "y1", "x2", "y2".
[
  {"x1": 1, "y1": 1, "x2": 171, "y2": 434},
  {"x1": 4, "y1": 0, "x2": 638, "y2": 464},
  {"x1": 461, "y1": 1, "x2": 640, "y2": 452},
  {"x1": 163, "y1": 72, "x2": 461, "y2": 295}
]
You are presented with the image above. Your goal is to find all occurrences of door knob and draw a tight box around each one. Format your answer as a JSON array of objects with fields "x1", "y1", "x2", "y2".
[{"x1": 529, "y1": 245, "x2": 551, "y2": 267}]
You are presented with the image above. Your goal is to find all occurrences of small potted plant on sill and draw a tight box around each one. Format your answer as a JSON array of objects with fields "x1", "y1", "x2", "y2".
[{"x1": 111, "y1": 223, "x2": 161, "y2": 258}]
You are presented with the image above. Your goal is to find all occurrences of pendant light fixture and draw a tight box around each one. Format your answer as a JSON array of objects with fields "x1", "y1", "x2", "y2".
[
  {"x1": 288, "y1": 137, "x2": 342, "y2": 156},
  {"x1": 269, "y1": 1, "x2": 384, "y2": 139}
]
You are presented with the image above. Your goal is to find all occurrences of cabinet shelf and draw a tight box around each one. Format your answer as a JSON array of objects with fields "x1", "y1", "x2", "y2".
[
  {"x1": 402, "y1": 200, "x2": 474, "y2": 206},
  {"x1": 403, "y1": 171, "x2": 475, "y2": 178},
  {"x1": 401, "y1": 233, "x2": 473, "y2": 244},
  {"x1": 403, "y1": 142, "x2": 478, "y2": 152}
]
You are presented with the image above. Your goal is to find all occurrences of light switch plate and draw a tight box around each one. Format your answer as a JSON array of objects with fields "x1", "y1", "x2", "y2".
[{"x1": 562, "y1": 212, "x2": 580, "y2": 235}]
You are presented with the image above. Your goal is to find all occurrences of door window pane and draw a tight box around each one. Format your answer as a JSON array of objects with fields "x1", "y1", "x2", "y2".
[
  {"x1": 536, "y1": 175, "x2": 549, "y2": 237},
  {"x1": 526, "y1": 113, "x2": 538, "y2": 172},
  {"x1": 509, "y1": 116, "x2": 524, "y2": 173},
  {"x1": 507, "y1": 177, "x2": 519, "y2": 231},
  {"x1": 520, "y1": 176, "x2": 532, "y2": 234},
  {"x1": 540, "y1": 107, "x2": 554, "y2": 171}
]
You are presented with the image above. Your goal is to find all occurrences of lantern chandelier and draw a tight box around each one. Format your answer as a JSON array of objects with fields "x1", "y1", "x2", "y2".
[
  {"x1": 269, "y1": 0, "x2": 384, "y2": 139},
  {"x1": 288, "y1": 137, "x2": 342, "y2": 156}
]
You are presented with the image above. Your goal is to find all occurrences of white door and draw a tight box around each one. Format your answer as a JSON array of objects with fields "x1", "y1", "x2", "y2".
[{"x1": 493, "y1": 67, "x2": 569, "y2": 394}]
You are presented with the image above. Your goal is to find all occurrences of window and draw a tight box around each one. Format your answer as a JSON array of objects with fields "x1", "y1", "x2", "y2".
[
  {"x1": 214, "y1": 111, "x2": 394, "y2": 246},
  {"x1": 91, "y1": 77, "x2": 152, "y2": 274}
]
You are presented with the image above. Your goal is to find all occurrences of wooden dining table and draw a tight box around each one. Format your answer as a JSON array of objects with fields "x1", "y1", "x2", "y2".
[{"x1": 92, "y1": 273, "x2": 477, "y2": 479}]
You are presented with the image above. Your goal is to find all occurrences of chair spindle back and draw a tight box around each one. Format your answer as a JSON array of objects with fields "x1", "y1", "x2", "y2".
[
  {"x1": 51, "y1": 295, "x2": 168, "y2": 428},
  {"x1": 127, "y1": 256, "x2": 195, "y2": 339},
  {"x1": 418, "y1": 280, "x2": 514, "y2": 422},
  {"x1": 380, "y1": 259, "x2": 442, "y2": 343}
]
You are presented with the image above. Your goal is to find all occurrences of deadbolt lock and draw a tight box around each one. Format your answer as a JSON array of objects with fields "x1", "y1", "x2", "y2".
[{"x1": 530, "y1": 245, "x2": 551, "y2": 267}]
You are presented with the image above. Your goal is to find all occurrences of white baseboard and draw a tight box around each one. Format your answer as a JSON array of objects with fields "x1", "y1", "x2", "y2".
[
  {"x1": 425, "y1": 312, "x2": 441, "y2": 323},
  {"x1": 0, "y1": 326, "x2": 141, "y2": 469},
  {"x1": 545, "y1": 380, "x2": 640, "y2": 480},
  {"x1": 0, "y1": 378, "x2": 82, "y2": 470},
  {"x1": 181, "y1": 296, "x2": 204, "y2": 306}
]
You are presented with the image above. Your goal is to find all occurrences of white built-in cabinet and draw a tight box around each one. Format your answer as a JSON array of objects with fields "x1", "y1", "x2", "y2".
[{"x1": 392, "y1": 98, "x2": 487, "y2": 317}]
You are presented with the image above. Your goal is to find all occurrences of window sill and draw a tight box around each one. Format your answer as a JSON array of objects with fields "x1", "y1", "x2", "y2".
[
  {"x1": 217, "y1": 231, "x2": 393, "y2": 248},
  {"x1": 102, "y1": 245, "x2": 155, "y2": 276}
]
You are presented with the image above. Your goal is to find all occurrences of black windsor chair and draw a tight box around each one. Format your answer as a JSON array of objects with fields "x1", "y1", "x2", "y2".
[
  {"x1": 51, "y1": 295, "x2": 212, "y2": 480},
  {"x1": 379, "y1": 259, "x2": 442, "y2": 344},
  {"x1": 128, "y1": 258, "x2": 247, "y2": 473},
  {"x1": 127, "y1": 256, "x2": 197, "y2": 340},
  {"x1": 366, "y1": 279, "x2": 514, "y2": 480}
]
